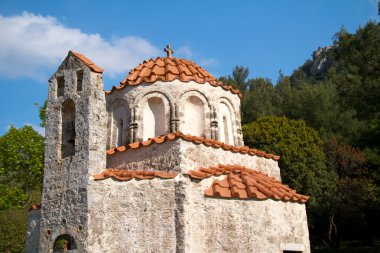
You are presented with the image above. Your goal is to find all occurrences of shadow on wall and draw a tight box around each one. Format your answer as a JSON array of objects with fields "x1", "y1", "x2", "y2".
[{"x1": 53, "y1": 234, "x2": 76, "y2": 252}]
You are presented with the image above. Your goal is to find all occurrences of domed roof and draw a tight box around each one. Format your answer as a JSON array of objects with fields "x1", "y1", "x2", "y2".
[
  {"x1": 122, "y1": 57, "x2": 218, "y2": 86},
  {"x1": 105, "y1": 46, "x2": 242, "y2": 97}
]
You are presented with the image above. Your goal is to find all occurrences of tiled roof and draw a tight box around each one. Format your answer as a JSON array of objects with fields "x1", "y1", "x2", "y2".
[
  {"x1": 93, "y1": 168, "x2": 178, "y2": 181},
  {"x1": 69, "y1": 51, "x2": 104, "y2": 73},
  {"x1": 106, "y1": 132, "x2": 280, "y2": 161},
  {"x1": 188, "y1": 164, "x2": 309, "y2": 203},
  {"x1": 92, "y1": 164, "x2": 308, "y2": 203},
  {"x1": 104, "y1": 57, "x2": 242, "y2": 98}
]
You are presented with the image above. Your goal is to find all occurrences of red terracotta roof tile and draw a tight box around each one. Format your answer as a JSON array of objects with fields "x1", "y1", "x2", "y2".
[
  {"x1": 104, "y1": 57, "x2": 242, "y2": 98},
  {"x1": 93, "y1": 168, "x2": 178, "y2": 181},
  {"x1": 28, "y1": 203, "x2": 41, "y2": 211},
  {"x1": 69, "y1": 51, "x2": 104, "y2": 73},
  {"x1": 187, "y1": 164, "x2": 309, "y2": 203},
  {"x1": 106, "y1": 132, "x2": 280, "y2": 161}
]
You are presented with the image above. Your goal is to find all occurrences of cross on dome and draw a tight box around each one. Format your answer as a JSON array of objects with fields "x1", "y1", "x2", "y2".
[{"x1": 164, "y1": 45, "x2": 174, "y2": 58}]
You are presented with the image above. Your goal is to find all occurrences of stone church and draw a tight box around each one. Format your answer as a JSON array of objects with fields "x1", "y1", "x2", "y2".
[{"x1": 26, "y1": 46, "x2": 310, "y2": 252}]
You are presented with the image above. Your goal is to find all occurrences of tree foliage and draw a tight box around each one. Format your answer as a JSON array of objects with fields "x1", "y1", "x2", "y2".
[
  {"x1": 0, "y1": 208, "x2": 28, "y2": 253},
  {"x1": 243, "y1": 116, "x2": 335, "y2": 199},
  {"x1": 227, "y1": 22, "x2": 380, "y2": 248},
  {"x1": 0, "y1": 126, "x2": 44, "y2": 209}
]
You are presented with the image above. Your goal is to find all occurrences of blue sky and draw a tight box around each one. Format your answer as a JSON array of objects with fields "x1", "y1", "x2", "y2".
[{"x1": 0, "y1": 0, "x2": 378, "y2": 135}]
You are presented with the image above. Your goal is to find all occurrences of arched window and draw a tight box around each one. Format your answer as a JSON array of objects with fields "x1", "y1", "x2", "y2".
[
  {"x1": 183, "y1": 96, "x2": 205, "y2": 137},
  {"x1": 143, "y1": 97, "x2": 166, "y2": 140},
  {"x1": 112, "y1": 105, "x2": 130, "y2": 147},
  {"x1": 61, "y1": 100, "x2": 75, "y2": 158},
  {"x1": 218, "y1": 102, "x2": 234, "y2": 145},
  {"x1": 53, "y1": 234, "x2": 76, "y2": 252}
]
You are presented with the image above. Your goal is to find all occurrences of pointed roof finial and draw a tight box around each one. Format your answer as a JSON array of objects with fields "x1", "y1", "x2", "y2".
[{"x1": 164, "y1": 45, "x2": 174, "y2": 58}]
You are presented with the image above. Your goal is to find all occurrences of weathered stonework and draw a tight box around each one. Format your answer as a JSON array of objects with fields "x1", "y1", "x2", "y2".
[
  {"x1": 27, "y1": 51, "x2": 310, "y2": 253},
  {"x1": 38, "y1": 52, "x2": 107, "y2": 252},
  {"x1": 185, "y1": 176, "x2": 310, "y2": 253},
  {"x1": 106, "y1": 139, "x2": 281, "y2": 180}
]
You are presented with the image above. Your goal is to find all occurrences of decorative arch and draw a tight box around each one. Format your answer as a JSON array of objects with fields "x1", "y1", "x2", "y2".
[
  {"x1": 61, "y1": 99, "x2": 76, "y2": 159},
  {"x1": 217, "y1": 98, "x2": 236, "y2": 145},
  {"x1": 178, "y1": 90, "x2": 210, "y2": 137},
  {"x1": 53, "y1": 234, "x2": 76, "y2": 252},
  {"x1": 107, "y1": 99, "x2": 131, "y2": 148},
  {"x1": 137, "y1": 91, "x2": 171, "y2": 141}
]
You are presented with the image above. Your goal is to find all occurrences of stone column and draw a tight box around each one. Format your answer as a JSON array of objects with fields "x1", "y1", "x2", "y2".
[
  {"x1": 130, "y1": 107, "x2": 138, "y2": 143},
  {"x1": 210, "y1": 106, "x2": 218, "y2": 140},
  {"x1": 170, "y1": 103, "x2": 180, "y2": 132}
]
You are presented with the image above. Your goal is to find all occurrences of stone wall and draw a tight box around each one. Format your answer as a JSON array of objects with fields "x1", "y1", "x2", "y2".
[
  {"x1": 106, "y1": 139, "x2": 281, "y2": 180},
  {"x1": 86, "y1": 174, "x2": 309, "y2": 253},
  {"x1": 183, "y1": 176, "x2": 310, "y2": 253},
  {"x1": 38, "y1": 53, "x2": 107, "y2": 252},
  {"x1": 86, "y1": 178, "x2": 178, "y2": 252}
]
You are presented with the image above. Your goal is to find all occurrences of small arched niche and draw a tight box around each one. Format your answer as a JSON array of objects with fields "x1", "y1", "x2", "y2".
[
  {"x1": 61, "y1": 100, "x2": 76, "y2": 158},
  {"x1": 183, "y1": 96, "x2": 205, "y2": 137},
  {"x1": 218, "y1": 101, "x2": 234, "y2": 145},
  {"x1": 143, "y1": 97, "x2": 167, "y2": 140},
  {"x1": 111, "y1": 104, "x2": 131, "y2": 147},
  {"x1": 53, "y1": 234, "x2": 76, "y2": 252}
]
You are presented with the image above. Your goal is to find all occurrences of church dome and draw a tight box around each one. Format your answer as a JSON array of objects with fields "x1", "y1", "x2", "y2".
[
  {"x1": 121, "y1": 57, "x2": 218, "y2": 86},
  {"x1": 106, "y1": 45, "x2": 242, "y2": 97}
]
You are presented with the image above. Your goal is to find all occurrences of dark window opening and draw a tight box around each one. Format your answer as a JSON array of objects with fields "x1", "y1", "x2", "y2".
[
  {"x1": 57, "y1": 76, "x2": 65, "y2": 97},
  {"x1": 61, "y1": 100, "x2": 75, "y2": 158},
  {"x1": 76, "y1": 70, "x2": 83, "y2": 92},
  {"x1": 53, "y1": 234, "x2": 76, "y2": 252}
]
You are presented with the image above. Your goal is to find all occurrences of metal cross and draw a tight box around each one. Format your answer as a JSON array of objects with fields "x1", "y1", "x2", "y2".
[{"x1": 164, "y1": 45, "x2": 174, "y2": 58}]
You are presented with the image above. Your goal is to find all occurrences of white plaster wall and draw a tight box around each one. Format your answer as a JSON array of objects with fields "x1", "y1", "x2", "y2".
[
  {"x1": 107, "y1": 139, "x2": 281, "y2": 181},
  {"x1": 143, "y1": 97, "x2": 166, "y2": 140},
  {"x1": 218, "y1": 102, "x2": 234, "y2": 145},
  {"x1": 105, "y1": 80, "x2": 243, "y2": 146},
  {"x1": 180, "y1": 140, "x2": 281, "y2": 180},
  {"x1": 183, "y1": 96, "x2": 205, "y2": 137},
  {"x1": 87, "y1": 178, "x2": 178, "y2": 253},
  {"x1": 184, "y1": 176, "x2": 311, "y2": 253}
]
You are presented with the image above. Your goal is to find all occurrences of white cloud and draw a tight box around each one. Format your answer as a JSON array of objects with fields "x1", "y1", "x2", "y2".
[
  {"x1": 176, "y1": 46, "x2": 194, "y2": 58},
  {"x1": 199, "y1": 57, "x2": 218, "y2": 67},
  {"x1": 0, "y1": 12, "x2": 161, "y2": 81}
]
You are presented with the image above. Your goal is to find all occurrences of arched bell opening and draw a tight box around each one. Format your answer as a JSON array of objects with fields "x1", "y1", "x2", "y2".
[
  {"x1": 53, "y1": 234, "x2": 76, "y2": 252},
  {"x1": 61, "y1": 100, "x2": 76, "y2": 159}
]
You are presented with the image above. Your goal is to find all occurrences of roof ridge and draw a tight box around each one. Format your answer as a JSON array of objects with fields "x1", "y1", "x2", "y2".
[
  {"x1": 190, "y1": 164, "x2": 309, "y2": 203},
  {"x1": 69, "y1": 50, "x2": 104, "y2": 73},
  {"x1": 106, "y1": 132, "x2": 280, "y2": 161},
  {"x1": 92, "y1": 164, "x2": 309, "y2": 203},
  {"x1": 93, "y1": 168, "x2": 178, "y2": 181}
]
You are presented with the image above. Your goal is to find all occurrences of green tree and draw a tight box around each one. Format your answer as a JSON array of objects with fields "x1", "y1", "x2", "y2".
[
  {"x1": 0, "y1": 126, "x2": 44, "y2": 209},
  {"x1": 243, "y1": 116, "x2": 335, "y2": 199},
  {"x1": 0, "y1": 208, "x2": 28, "y2": 253},
  {"x1": 242, "y1": 78, "x2": 275, "y2": 123},
  {"x1": 219, "y1": 65, "x2": 249, "y2": 92},
  {"x1": 323, "y1": 139, "x2": 380, "y2": 245}
]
